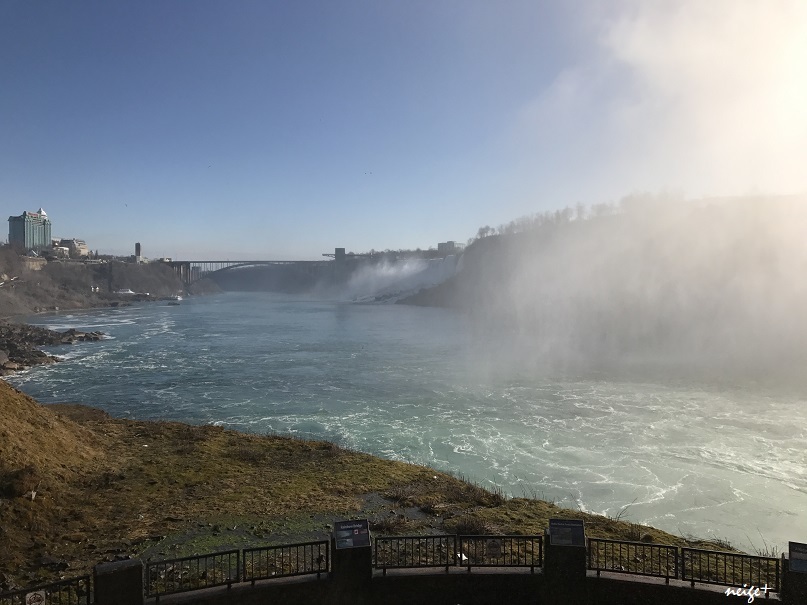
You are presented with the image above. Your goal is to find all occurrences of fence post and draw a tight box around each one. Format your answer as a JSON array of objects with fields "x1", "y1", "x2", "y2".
[
  {"x1": 543, "y1": 528, "x2": 587, "y2": 603},
  {"x1": 331, "y1": 536, "x2": 372, "y2": 603},
  {"x1": 782, "y1": 557, "x2": 807, "y2": 605},
  {"x1": 544, "y1": 531, "x2": 587, "y2": 580},
  {"x1": 94, "y1": 558, "x2": 143, "y2": 605}
]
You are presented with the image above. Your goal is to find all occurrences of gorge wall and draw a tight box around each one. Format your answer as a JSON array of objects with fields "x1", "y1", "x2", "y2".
[
  {"x1": 401, "y1": 194, "x2": 807, "y2": 381},
  {"x1": 0, "y1": 248, "x2": 202, "y2": 318}
]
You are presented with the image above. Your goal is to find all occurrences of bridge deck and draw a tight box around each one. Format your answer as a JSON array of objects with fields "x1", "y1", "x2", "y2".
[{"x1": 167, "y1": 259, "x2": 332, "y2": 285}]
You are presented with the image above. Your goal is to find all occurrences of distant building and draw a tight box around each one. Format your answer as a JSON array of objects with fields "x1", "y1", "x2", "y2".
[
  {"x1": 58, "y1": 238, "x2": 90, "y2": 258},
  {"x1": 437, "y1": 241, "x2": 464, "y2": 255},
  {"x1": 8, "y1": 208, "x2": 52, "y2": 251}
]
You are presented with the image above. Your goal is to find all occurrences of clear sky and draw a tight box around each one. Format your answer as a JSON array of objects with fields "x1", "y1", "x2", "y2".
[{"x1": 2, "y1": 1, "x2": 806, "y2": 260}]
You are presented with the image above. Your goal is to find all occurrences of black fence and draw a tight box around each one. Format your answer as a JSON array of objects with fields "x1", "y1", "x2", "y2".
[
  {"x1": 1, "y1": 536, "x2": 785, "y2": 603},
  {"x1": 142, "y1": 540, "x2": 331, "y2": 599},
  {"x1": 373, "y1": 535, "x2": 543, "y2": 574},
  {"x1": 586, "y1": 539, "x2": 780, "y2": 594},
  {"x1": 588, "y1": 538, "x2": 678, "y2": 583},
  {"x1": 682, "y1": 547, "x2": 780, "y2": 593},
  {"x1": 459, "y1": 535, "x2": 542, "y2": 572},
  {"x1": 144, "y1": 549, "x2": 240, "y2": 602},
  {"x1": 244, "y1": 540, "x2": 329, "y2": 583},
  {"x1": 0, "y1": 575, "x2": 91, "y2": 605},
  {"x1": 374, "y1": 535, "x2": 456, "y2": 574}
]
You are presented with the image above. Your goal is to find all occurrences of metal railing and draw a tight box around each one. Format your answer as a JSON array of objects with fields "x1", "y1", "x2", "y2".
[
  {"x1": 0, "y1": 575, "x2": 91, "y2": 605},
  {"x1": 374, "y1": 535, "x2": 543, "y2": 574},
  {"x1": 588, "y1": 538, "x2": 678, "y2": 583},
  {"x1": 1, "y1": 536, "x2": 785, "y2": 603},
  {"x1": 374, "y1": 535, "x2": 457, "y2": 574},
  {"x1": 144, "y1": 549, "x2": 240, "y2": 602},
  {"x1": 243, "y1": 540, "x2": 329, "y2": 583},
  {"x1": 681, "y1": 548, "x2": 779, "y2": 594},
  {"x1": 458, "y1": 535, "x2": 542, "y2": 572}
]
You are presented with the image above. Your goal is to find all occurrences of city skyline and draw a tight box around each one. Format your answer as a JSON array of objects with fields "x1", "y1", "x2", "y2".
[{"x1": 2, "y1": 1, "x2": 806, "y2": 260}]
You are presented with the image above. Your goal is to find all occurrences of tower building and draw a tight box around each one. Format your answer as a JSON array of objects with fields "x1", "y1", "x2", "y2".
[{"x1": 8, "y1": 208, "x2": 52, "y2": 251}]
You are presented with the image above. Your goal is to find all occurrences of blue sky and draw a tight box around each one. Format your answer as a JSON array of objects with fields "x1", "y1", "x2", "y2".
[{"x1": 2, "y1": 1, "x2": 806, "y2": 260}]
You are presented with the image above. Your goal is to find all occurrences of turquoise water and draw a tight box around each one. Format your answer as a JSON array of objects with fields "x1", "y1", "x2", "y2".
[{"x1": 7, "y1": 292, "x2": 807, "y2": 552}]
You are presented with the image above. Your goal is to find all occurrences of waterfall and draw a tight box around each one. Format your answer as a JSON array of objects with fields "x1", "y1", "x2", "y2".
[{"x1": 343, "y1": 255, "x2": 460, "y2": 302}]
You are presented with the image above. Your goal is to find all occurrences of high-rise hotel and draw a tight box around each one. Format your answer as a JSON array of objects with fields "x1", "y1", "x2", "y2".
[{"x1": 8, "y1": 208, "x2": 52, "y2": 251}]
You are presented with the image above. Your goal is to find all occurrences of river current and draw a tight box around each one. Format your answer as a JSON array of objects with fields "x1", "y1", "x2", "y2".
[{"x1": 7, "y1": 292, "x2": 806, "y2": 552}]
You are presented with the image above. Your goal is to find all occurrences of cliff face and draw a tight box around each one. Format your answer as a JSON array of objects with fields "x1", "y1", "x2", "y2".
[
  {"x1": 401, "y1": 196, "x2": 807, "y2": 379},
  {"x1": 0, "y1": 249, "x2": 194, "y2": 317},
  {"x1": 399, "y1": 234, "x2": 514, "y2": 310}
]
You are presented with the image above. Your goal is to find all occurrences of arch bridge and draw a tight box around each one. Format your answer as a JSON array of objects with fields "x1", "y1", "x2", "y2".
[{"x1": 167, "y1": 260, "x2": 331, "y2": 286}]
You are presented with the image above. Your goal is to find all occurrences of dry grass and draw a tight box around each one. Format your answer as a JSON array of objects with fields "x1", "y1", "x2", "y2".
[
  {"x1": 371, "y1": 514, "x2": 411, "y2": 534},
  {"x1": 449, "y1": 515, "x2": 494, "y2": 536}
]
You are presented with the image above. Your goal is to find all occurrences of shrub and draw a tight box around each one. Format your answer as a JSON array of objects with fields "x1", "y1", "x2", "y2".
[
  {"x1": 0, "y1": 465, "x2": 39, "y2": 498},
  {"x1": 371, "y1": 515, "x2": 410, "y2": 534}
]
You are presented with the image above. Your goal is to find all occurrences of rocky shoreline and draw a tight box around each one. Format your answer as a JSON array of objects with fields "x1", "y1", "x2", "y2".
[{"x1": 0, "y1": 322, "x2": 103, "y2": 376}]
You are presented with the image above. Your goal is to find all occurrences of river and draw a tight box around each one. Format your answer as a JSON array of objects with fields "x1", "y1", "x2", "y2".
[{"x1": 7, "y1": 292, "x2": 806, "y2": 553}]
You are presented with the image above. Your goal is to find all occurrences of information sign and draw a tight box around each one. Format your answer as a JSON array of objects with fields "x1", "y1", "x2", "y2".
[
  {"x1": 333, "y1": 519, "x2": 371, "y2": 549},
  {"x1": 548, "y1": 518, "x2": 586, "y2": 547},
  {"x1": 25, "y1": 591, "x2": 46, "y2": 605},
  {"x1": 790, "y1": 541, "x2": 807, "y2": 573}
]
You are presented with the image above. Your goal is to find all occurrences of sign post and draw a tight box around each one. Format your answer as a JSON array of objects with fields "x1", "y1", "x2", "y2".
[
  {"x1": 783, "y1": 541, "x2": 807, "y2": 605},
  {"x1": 331, "y1": 519, "x2": 373, "y2": 590},
  {"x1": 94, "y1": 558, "x2": 143, "y2": 605},
  {"x1": 544, "y1": 519, "x2": 587, "y2": 600}
]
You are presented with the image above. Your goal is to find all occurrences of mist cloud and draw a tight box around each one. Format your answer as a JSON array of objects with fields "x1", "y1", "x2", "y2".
[
  {"x1": 519, "y1": 0, "x2": 807, "y2": 200},
  {"x1": 450, "y1": 195, "x2": 807, "y2": 382}
]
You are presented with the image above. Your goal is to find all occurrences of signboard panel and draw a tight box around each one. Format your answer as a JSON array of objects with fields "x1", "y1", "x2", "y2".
[
  {"x1": 548, "y1": 518, "x2": 586, "y2": 547},
  {"x1": 790, "y1": 541, "x2": 807, "y2": 573},
  {"x1": 333, "y1": 519, "x2": 371, "y2": 549},
  {"x1": 25, "y1": 591, "x2": 46, "y2": 605}
]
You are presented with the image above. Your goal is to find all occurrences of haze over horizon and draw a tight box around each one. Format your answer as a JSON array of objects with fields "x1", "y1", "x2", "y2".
[{"x1": 2, "y1": 1, "x2": 806, "y2": 260}]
